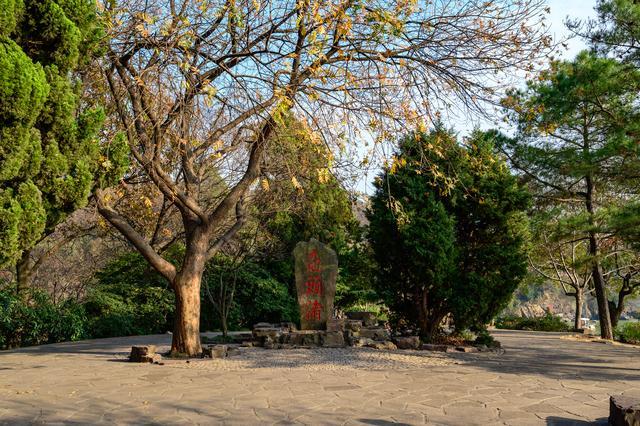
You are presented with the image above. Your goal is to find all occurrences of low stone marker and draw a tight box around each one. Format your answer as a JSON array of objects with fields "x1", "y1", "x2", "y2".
[
  {"x1": 293, "y1": 239, "x2": 338, "y2": 330},
  {"x1": 610, "y1": 395, "x2": 640, "y2": 426}
]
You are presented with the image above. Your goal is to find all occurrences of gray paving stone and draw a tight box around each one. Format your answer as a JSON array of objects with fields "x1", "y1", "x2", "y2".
[{"x1": 0, "y1": 330, "x2": 637, "y2": 424}]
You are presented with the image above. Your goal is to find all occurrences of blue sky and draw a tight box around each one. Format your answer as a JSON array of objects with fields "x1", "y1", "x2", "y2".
[{"x1": 547, "y1": 0, "x2": 597, "y2": 58}]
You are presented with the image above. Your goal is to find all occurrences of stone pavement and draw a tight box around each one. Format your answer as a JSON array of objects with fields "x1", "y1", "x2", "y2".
[{"x1": 1, "y1": 330, "x2": 638, "y2": 425}]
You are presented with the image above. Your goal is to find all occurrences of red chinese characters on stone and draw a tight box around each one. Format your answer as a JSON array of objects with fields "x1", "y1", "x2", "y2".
[
  {"x1": 303, "y1": 249, "x2": 323, "y2": 321},
  {"x1": 306, "y1": 249, "x2": 321, "y2": 273},
  {"x1": 305, "y1": 274, "x2": 322, "y2": 295},
  {"x1": 303, "y1": 300, "x2": 323, "y2": 321}
]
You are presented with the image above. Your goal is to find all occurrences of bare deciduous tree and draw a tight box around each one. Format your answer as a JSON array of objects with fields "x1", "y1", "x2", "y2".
[
  {"x1": 96, "y1": 0, "x2": 551, "y2": 355},
  {"x1": 529, "y1": 230, "x2": 593, "y2": 330}
]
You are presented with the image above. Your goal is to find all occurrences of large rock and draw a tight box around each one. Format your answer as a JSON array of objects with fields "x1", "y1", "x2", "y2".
[
  {"x1": 293, "y1": 239, "x2": 338, "y2": 330},
  {"x1": 129, "y1": 346, "x2": 157, "y2": 363},
  {"x1": 345, "y1": 311, "x2": 378, "y2": 327},
  {"x1": 359, "y1": 327, "x2": 390, "y2": 341},
  {"x1": 610, "y1": 395, "x2": 640, "y2": 426},
  {"x1": 322, "y1": 331, "x2": 345, "y2": 348},
  {"x1": 394, "y1": 336, "x2": 420, "y2": 350}
]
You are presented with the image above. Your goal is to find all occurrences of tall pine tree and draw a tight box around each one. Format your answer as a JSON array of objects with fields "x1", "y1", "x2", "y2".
[{"x1": 499, "y1": 51, "x2": 640, "y2": 339}]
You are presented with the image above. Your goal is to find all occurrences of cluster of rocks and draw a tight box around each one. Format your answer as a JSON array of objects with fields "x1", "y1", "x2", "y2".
[{"x1": 250, "y1": 312, "x2": 422, "y2": 351}]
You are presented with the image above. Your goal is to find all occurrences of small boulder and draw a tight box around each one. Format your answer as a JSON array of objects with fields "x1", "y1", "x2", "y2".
[
  {"x1": 345, "y1": 320, "x2": 362, "y2": 332},
  {"x1": 393, "y1": 336, "x2": 420, "y2": 350},
  {"x1": 322, "y1": 331, "x2": 345, "y2": 348},
  {"x1": 252, "y1": 327, "x2": 282, "y2": 341},
  {"x1": 351, "y1": 337, "x2": 375, "y2": 348},
  {"x1": 279, "y1": 322, "x2": 297, "y2": 332},
  {"x1": 327, "y1": 318, "x2": 345, "y2": 333},
  {"x1": 610, "y1": 395, "x2": 640, "y2": 426},
  {"x1": 203, "y1": 344, "x2": 228, "y2": 358},
  {"x1": 345, "y1": 311, "x2": 378, "y2": 327},
  {"x1": 129, "y1": 346, "x2": 157, "y2": 363},
  {"x1": 281, "y1": 330, "x2": 322, "y2": 347},
  {"x1": 359, "y1": 327, "x2": 390, "y2": 341},
  {"x1": 421, "y1": 343, "x2": 449, "y2": 352},
  {"x1": 367, "y1": 341, "x2": 397, "y2": 350}
]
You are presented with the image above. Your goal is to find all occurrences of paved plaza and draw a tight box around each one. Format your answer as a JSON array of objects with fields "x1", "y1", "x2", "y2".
[{"x1": 1, "y1": 330, "x2": 638, "y2": 425}]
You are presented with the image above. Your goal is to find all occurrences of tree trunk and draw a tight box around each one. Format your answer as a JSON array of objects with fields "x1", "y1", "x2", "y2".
[
  {"x1": 415, "y1": 289, "x2": 429, "y2": 339},
  {"x1": 590, "y1": 240, "x2": 613, "y2": 339},
  {"x1": 221, "y1": 313, "x2": 228, "y2": 338},
  {"x1": 15, "y1": 250, "x2": 32, "y2": 296},
  {"x1": 574, "y1": 292, "x2": 583, "y2": 331},
  {"x1": 415, "y1": 289, "x2": 444, "y2": 342},
  {"x1": 170, "y1": 228, "x2": 209, "y2": 357},
  {"x1": 609, "y1": 287, "x2": 628, "y2": 330},
  {"x1": 171, "y1": 271, "x2": 203, "y2": 356},
  {"x1": 584, "y1": 172, "x2": 613, "y2": 340}
]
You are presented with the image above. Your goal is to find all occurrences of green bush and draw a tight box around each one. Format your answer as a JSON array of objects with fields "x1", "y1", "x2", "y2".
[
  {"x1": 201, "y1": 257, "x2": 299, "y2": 331},
  {"x1": 368, "y1": 128, "x2": 530, "y2": 340},
  {"x1": 0, "y1": 286, "x2": 87, "y2": 349},
  {"x1": 84, "y1": 251, "x2": 176, "y2": 338},
  {"x1": 474, "y1": 330, "x2": 501, "y2": 348},
  {"x1": 615, "y1": 322, "x2": 640, "y2": 344},
  {"x1": 495, "y1": 313, "x2": 572, "y2": 332},
  {"x1": 344, "y1": 302, "x2": 389, "y2": 322}
]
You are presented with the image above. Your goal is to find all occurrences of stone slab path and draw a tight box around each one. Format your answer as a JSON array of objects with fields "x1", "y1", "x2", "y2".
[{"x1": 1, "y1": 330, "x2": 638, "y2": 425}]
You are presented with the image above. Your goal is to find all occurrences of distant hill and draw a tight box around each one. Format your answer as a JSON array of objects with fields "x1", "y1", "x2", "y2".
[{"x1": 504, "y1": 282, "x2": 640, "y2": 322}]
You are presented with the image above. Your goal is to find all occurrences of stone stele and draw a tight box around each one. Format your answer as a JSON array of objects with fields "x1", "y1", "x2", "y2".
[{"x1": 293, "y1": 238, "x2": 338, "y2": 330}]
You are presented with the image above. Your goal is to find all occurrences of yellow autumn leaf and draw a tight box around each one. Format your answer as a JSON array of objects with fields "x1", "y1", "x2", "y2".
[{"x1": 291, "y1": 176, "x2": 303, "y2": 191}]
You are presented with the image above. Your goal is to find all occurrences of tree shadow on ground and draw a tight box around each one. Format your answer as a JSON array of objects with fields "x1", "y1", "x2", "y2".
[
  {"x1": 3, "y1": 330, "x2": 640, "y2": 384},
  {"x1": 452, "y1": 330, "x2": 640, "y2": 382},
  {"x1": 546, "y1": 415, "x2": 608, "y2": 425},
  {"x1": 358, "y1": 420, "x2": 411, "y2": 426},
  {"x1": 0, "y1": 333, "x2": 173, "y2": 358}
]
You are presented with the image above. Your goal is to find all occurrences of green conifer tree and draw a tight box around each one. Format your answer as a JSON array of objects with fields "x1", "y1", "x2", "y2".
[{"x1": 0, "y1": 0, "x2": 128, "y2": 291}]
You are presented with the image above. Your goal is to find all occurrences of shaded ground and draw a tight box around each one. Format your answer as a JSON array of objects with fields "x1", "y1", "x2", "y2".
[{"x1": 1, "y1": 330, "x2": 638, "y2": 425}]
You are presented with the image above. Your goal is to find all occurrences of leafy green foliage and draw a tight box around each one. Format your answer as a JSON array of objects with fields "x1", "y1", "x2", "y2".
[
  {"x1": 256, "y1": 113, "x2": 376, "y2": 312},
  {"x1": 0, "y1": 0, "x2": 127, "y2": 270},
  {"x1": 495, "y1": 313, "x2": 573, "y2": 332},
  {"x1": 84, "y1": 251, "x2": 176, "y2": 338},
  {"x1": 202, "y1": 257, "x2": 299, "y2": 331},
  {"x1": 614, "y1": 321, "x2": 640, "y2": 344},
  {"x1": 499, "y1": 51, "x2": 640, "y2": 337},
  {"x1": 591, "y1": 0, "x2": 640, "y2": 64},
  {"x1": 474, "y1": 330, "x2": 501, "y2": 348},
  {"x1": 368, "y1": 127, "x2": 530, "y2": 339},
  {"x1": 0, "y1": 286, "x2": 87, "y2": 349}
]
